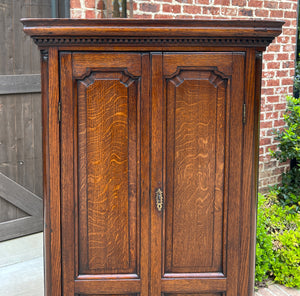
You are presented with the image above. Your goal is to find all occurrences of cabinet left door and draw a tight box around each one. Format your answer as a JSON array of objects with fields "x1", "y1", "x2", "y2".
[{"x1": 59, "y1": 52, "x2": 150, "y2": 296}]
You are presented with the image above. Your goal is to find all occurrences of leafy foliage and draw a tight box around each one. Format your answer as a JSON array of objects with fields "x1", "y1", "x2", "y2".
[
  {"x1": 270, "y1": 96, "x2": 300, "y2": 211},
  {"x1": 255, "y1": 193, "x2": 274, "y2": 283},
  {"x1": 255, "y1": 193, "x2": 300, "y2": 288}
]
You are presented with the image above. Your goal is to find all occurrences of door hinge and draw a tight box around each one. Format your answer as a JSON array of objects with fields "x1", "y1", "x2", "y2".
[
  {"x1": 58, "y1": 101, "x2": 61, "y2": 122},
  {"x1": 243, "y1": 103, "x2": 246, "y2": 124}
]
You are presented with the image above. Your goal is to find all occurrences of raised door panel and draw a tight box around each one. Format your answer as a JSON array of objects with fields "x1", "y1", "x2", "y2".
[
  {"x1": 152, "y1": 53, "x2": 245, "y2": 296},
  {"x1": 77, "y1": 71, "x2": 138, "y2": 275},
  {"x1": 165, "y1": 69, "x2": 227, "y2": 274},
  {"x1": 60, "y1": 53, "x2": 150, "y2": 296}
]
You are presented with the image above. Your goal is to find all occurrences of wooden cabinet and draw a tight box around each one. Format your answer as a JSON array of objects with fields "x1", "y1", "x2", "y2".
[{"x1": 22, "y1": 19, "x2": 283, "y2": 296}]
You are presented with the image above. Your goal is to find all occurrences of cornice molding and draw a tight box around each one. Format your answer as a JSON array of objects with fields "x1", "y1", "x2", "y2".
[
  {"x1": 32, "y1": 36, "x2": 274, "y2": 47},
  {"x1": 22, "y1": 19, "x2": 284, "y2": 49}
]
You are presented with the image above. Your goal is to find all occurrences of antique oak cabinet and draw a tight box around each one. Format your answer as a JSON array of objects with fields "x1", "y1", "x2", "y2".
[{"x1": 22, "y1": 19, "x2": 283, "y2": 296}]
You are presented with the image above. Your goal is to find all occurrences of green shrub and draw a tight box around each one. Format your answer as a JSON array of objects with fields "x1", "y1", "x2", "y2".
[
  {"x1": 255, "y1": 192, "x2": 300, "y2": 288},
  {"x1": 272, "y1": 230, "x2": 300, "y2": 287},
  {"x1": 270, "y1": 96, "x2": 300, "y2": 211},
  {"x1": 255, "y1": 193, "x2": 274, "y2": 283}
]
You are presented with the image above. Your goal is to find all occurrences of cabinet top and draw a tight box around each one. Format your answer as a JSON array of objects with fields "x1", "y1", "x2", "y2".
[{"x1": 22, "y1": 18, "x2": 284, "y2": 49}]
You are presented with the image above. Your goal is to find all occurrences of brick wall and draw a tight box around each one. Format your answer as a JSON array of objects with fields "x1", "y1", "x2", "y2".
[{"x1": 70, "y1": 0, "x2": 298, "y2": 192}]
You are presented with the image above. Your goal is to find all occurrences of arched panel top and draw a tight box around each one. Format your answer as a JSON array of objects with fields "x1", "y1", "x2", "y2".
[
  {"x1": 78, "y1": 70, "x2": 136, "y2": 88},
  {"x1": 167, "y1": 68, "x2": 229, "y2": 88}
]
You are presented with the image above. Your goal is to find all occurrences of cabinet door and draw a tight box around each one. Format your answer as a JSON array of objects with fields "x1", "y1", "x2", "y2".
[
  {"x1": 60, "y1": 52, "x2": 150, "y2": 296},
  {"x1": 150, "y1": 53, "x2": 245, "y2": 296}
]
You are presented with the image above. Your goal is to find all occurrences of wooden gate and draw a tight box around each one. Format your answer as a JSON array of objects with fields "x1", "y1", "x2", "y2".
[{"x1": 0, "y1": 0, "x2": 52, "y2": 241}]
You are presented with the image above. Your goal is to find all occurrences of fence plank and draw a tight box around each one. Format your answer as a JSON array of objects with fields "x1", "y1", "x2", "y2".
[
  {"x1": 0, "y1": 216, "x2": 43, "y2": 242},
  {"x1": 0, "y1": 74, "x2": 41, "y2": 94},
  {"x1": 0, "y1": 172, "x2": 43, "y2": 217}
]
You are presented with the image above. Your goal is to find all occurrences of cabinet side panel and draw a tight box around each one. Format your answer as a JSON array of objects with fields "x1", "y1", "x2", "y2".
[{"x1": 77, "y1": 73, "x2": 139, "y2": 275}]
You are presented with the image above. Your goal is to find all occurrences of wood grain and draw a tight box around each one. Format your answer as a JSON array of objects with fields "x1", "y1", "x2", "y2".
[
  {"x1": 165, "y1": 69, "x2": 227, "y2": 273},
  {"x1": 79, "y1": 74, "x2": 137, "y2": 274}
]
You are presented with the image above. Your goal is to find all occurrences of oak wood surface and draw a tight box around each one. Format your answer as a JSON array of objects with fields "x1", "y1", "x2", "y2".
[
  {"x1": 21, "y1": 18, "x2": 283, "y2": 38},
  {"x1": 22, "y1": 19, "x2": 283, "y2": 296}
]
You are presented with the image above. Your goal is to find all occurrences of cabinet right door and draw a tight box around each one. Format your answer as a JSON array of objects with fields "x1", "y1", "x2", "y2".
[{"x1": 150, "y1": 52, "x2": 246, "y2": 296}]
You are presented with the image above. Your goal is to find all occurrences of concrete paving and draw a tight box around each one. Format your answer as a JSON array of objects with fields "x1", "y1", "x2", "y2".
[
  {"x1": 0, "y1": 232, "x2": 299, "y2": 296},
  {"x1": 256, "y1": 284, "x2": 300, "y2": 296},
  {"x1": 0, "y1": 232, "x2": 44, "y2": 296}
]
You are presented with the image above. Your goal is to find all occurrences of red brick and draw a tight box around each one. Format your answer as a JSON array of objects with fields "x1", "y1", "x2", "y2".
[
  {"x1": 85, "y1": 0, "x2": 95, "y2": 8},
  {"x1": 274, "y1": 119, "x2": 285, "y2": 127},
  {"x1": 283, "y1": 28, "x2": 297, "y2": 36},
  {"x1": 194, "y1": 15, "x2": 214, "y2": 19},
  {"x1": 270, "y1": 10, "x2": 283, "y2": 18},
  {"x1": 274, "y1": 103, "x2": 287, "y2": 111},
  {"x1": 276, "y1": 70, "x2": 289, "y2": 77},
  {"x1": 260, "y1": 138, "x2": 272, "y2": 145},
  {"x1": 277, "y1": 53, "x2": 289, "y2": 60},
  {"x1": 85, "y1": 10, "x2": 96, "y2": 18},
  {"x1": 281, "y1": 78, "x2": 294, "y2": 85},
  {"x1": 266, "y1": 129, "x2": 276, "y2": 136},
  {"x1": 184, "y1": 5, "x2": 202, "y2": 14},
  {"x1": 263, "y1": 53, "x2": 274, "y2": 61},
  {"x1": 214, "y1": 0, "x2": 230, "y2": 5},
  {"x1": 266, "y1": 111, "x2": 279, "y2": 119},
  {"x1": 176, "y1": 0, "x2": 193, "y2": 3},
  {"x1": 239, "y1": 9, "x2": 253, "y2": 17},
  {"x1": 175, "y1": 14, "x2": 193, "y2": 19},
  {"x1": 282, "y1": 61, "x2": 294, "y2": 69},
  {"x1": 279, "y1": 2, "x2": 292, "y2": 9},
  {"x1": 203, "y1": 6, "x2": 221, "y2": 15},
  {"x1": 290, "y1": 52, "x2": 296, "y2": 60},
  {"x1": 262, "y1": 71, "x2": 275, "y2": 78},
  {"x1": 163, "y1": 5, "x2": 181, "y2": 13},
  {"x1": 260, "y1": 103, "x2": 273, "y2": 112},
  {"x1": 267, "y1": 79, "x2": 280, "y2": 87},
  {"x1": 71, "y1": 9, "x2": 83, "y2": 18},
  {"x1": 133, "y1": 13, "x2": 153, "y2": 19},
  {"x1": 277, "y1": 36, "x2": 290, "y2": 43},
  {"x1": 283, "y1": 45, "x2": 296, "y2": 55},
  {"x1": 140, "y1": 3, "x2": 160, "y2": 13},
  {"x1": 284, "y1": 11, "x2": 297, "y2": 19},
  {"x1": 275, "y1": 86, "x2": 289, "y2": 94},
  {"x1": 261, "y1": 88, "x2": 274, "y2": 95},
  {"x1": 248, "y1": 0, "x2": 263, "y2": 8},
  {"x1": 266, "y1": 96, "x2": 280, "y2": 104},
  {"x1": 195, "y1": 0, "x2": 209, "y2": 4},
  {"x1": 264, "y1": 1, "x2": 277, "y2": 9},
  {"x1": 267, "y1": 62, "x2": 280, "y2": 69},
  {"x1": 70, "y1": 0, "x2": 82, "y2": 9},
  {"x1": 267, "y1": 43, "x2": 280, "y2": 52},
  {"x1": 255, "y1": 9, "x2": 269, "y2": 17},
  {"x1": 221, "y1": 7, "x2": 237, "y2": 16},
  {"x1": 154, "y1": 14, "x2": 174, "y2": 19},
  {"x1": 259, "y1": 147, "x2": 264, "y2": 155},
  {"x1": 232, "y1": 0, "x2": 246, "y2": 6},
  {"x1": 292, "y1": 3, "x2": 298, "y2": 10},
  {"x1": 260, "y1": 121, "x2": 273, "y2": 129}
]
